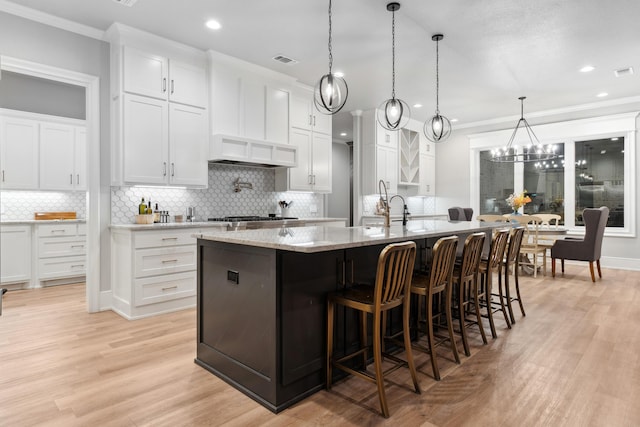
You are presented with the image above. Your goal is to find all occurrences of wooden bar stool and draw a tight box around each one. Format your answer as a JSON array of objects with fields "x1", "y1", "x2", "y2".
[
  {"x1": 410, "y1": 235, "x2": 459, "y2": 381},
  {"x1": 326, "y1": 241, "x2": 420, "y2": 418},
  {"x1": 497, "y1": 227, "x2": 526, "y2": 324},
  {"x1": 452, "y1": 232, "x2": 487, "y2": 357},
  {"x1": 478, "y1": 228, "x2": 511, "y2": 336}
]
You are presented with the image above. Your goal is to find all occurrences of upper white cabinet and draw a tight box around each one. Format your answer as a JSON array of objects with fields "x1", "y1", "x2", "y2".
[
  {"x1": 39, "y1": 123, "x2": 86, "y2": 191},
  {"x1": 290, "y1": 91, "x2": 331, "y2": 135},
  {"x1": 399, "y1": 127, "x2": 420, "y2": 187},
  {"x1": 361, "y1": 110, "x2": 398, "y2": 195},
  {"x1": 108, "y1": 23, "x2": 209, "y2": 187},
  {"x1": 0, "y1": 111, "x2": 86, "y2": 191},
  {"x1": 275, "y1": 86, "x2": 332, "y2": 193},
  {"x1": 0, "y1": 115, "x2": 39, "y2": 190},
  {"x1": 123, "y1": 46, "x2": 207, "y2": 109},
  {"x1": 208, "y1": 51, "x2": 293, "y2": 146}
]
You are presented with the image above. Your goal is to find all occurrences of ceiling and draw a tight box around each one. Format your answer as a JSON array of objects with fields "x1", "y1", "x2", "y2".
[{"x1": 4, "y1": 0, "x2": 640, "y2": 142}]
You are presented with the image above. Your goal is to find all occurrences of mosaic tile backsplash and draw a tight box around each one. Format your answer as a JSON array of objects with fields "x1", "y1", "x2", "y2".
[
  {"x1": 0, "y1": 191, "x2": 87, "y2": 220},
  {"x1": 362, "y1": 194, "x2": 436, "y2": 217},
  {"x1": 111, "y1": 164, "x2": 325, "y2": 224}
]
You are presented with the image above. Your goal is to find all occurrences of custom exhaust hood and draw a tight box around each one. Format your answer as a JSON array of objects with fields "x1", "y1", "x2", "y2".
[{"x1": 209, "y1": 134, "x2": 298, "y2": 168}]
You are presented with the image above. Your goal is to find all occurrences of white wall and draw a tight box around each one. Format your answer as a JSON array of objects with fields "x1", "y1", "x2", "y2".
[
  {"x1": 0, "y1": 11, "x2": 112, "y2": 291},
  {"x1": 438, "y1": 103, "x2": 640, "y2": 269}
]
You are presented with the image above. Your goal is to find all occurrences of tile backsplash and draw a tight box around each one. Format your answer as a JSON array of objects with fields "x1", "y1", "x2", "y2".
[
  {"x1": 111, "y1": 164, "x2": 325, "y2": 224},
  {"x1": 0, "y1": 191, "x2": 86, "y2": 220}
]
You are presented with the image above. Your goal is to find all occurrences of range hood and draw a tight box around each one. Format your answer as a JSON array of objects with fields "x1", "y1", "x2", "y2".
[{"x1": 209, "y1": 134, "x2": 297, "y2": 168}]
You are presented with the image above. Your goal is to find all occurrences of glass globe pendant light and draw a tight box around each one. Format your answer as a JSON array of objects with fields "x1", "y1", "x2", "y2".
[
  {"x1": 377, "y1": 2, "x2": 410, "y2": 130},
  {"x1": 423, "y1": 34, "x2": 452, "y2": 142},
  {"x1": 314, "y1": 0, "x2": 348, "y2": 115}
]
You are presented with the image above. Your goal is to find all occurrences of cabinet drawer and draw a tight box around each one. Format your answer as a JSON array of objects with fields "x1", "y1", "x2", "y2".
[
  {"x1": 38, "y1": 223, "x2": 78, "y2": 236},
  {"x1": 38, "y1": 236, "x2": 86, "y2": 258},
  {"x1": 134, "y1": 246, "x2": 196, "y2": 278},
  {"x1": 135, "y1": 230, "x2": 196, "y2": 249},
  {"x1": 38, "y1": 255, "x2": 86, "y2": 279},
  {"x1": 134, "y1": 271, "x2": 196, "y2": 307}
]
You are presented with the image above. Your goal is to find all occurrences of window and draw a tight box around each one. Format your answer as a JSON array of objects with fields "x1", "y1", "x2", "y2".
[
  {"x1": 469, "y1": 112, "x2": 636, "y2": 236},
  {"x1": 575, "y1": 138, "x2": 625, "y2": 227}
]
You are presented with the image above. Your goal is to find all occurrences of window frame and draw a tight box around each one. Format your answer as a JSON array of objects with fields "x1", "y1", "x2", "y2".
[{"x1": 469, "y1": 112, "x2": 637, "y2": 237}]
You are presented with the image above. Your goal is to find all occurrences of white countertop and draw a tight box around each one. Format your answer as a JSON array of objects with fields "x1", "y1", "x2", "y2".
[
  {"x1": 109, "y1": 217, "x2": 346, "y2": 231},
  {"x1": 196, "y1": 219, "x2": 498, "y2": 253},
  {"x1": 1, "y1": 219, "x2": 86, "y2": 225}
]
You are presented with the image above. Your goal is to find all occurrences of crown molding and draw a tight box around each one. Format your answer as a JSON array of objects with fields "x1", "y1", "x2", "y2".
[
  {"x1": 454, "y1": 95, "x2": 640, "y2": 131},
  {"x1": 0, "y1": 0, "x2": 105, "y2": 41}
]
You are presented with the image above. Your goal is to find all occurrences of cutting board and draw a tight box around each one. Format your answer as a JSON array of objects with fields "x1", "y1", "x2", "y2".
[{"x1": 34, "y1": 211, "x2": 77, "y2": 220}]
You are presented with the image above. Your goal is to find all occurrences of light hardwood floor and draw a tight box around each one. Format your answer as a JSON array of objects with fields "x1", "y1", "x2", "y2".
[{"x1": 1, "y1": 265, "x2": 639, "y2": 426}]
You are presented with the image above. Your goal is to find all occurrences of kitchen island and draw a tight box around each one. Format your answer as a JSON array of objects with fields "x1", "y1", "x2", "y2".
[{"x1": 194, "y1": 220, "x2": 499, "y2": 413}]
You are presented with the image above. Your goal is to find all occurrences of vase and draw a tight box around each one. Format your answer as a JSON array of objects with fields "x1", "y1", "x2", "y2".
[{"x1": 512, "y1": 209, "x2": 521, "y2": 215}]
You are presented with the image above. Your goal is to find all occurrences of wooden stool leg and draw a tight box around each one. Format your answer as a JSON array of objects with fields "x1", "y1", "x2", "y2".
[
  {"x1": 372, "y1": 313, "x2": 389, "y2": 418},
  {"x1": 552, "y1": 258, "x2": 556, "y2": 277},
  {"x1": 403, "y1": 303, "x2": 420, "y2": 394},
  {"x1": 514, "y1": 266, "x2": 526, "y2": 317},
  {"x1": 504, "y1": 267, "x2": 516, "y2": 325},
  {"x1": 326, "y1": 299, "x2": 334, "y2": 389},
  {"x1": 458, "y1": 281, "x2": 470, "y2": 357},
  {"x1": 361, "y1": 311, "x2": 368, "y2": 368},
  {"x1": 497, "y1": 267, "x2": 512, "y2": 329},
  {"x1": 473, "y1": 280, "x2": 488, "y2": 344},
  {"x1": 597, "y1": 260, "x2": 602, "y2": 278},
  {"x1": 483, "y1": 272, "x2": 497, "y2": 339},
  {"x1": 446, "y1": 287, "x2": 461, "y2": 364},
  {"x1": 426, "y1": 294, "x2": 441, "y2": 381},
  {"x1": 561, "y1": 259, "x2": 565, "y2": 273}
]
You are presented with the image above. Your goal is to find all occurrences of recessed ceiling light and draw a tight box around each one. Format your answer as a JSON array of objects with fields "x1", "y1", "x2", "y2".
[
  {"x1": 205, "y1": 19, "x2": 221, "y2": 30},
  {"x1": 413, "y1": 103, "x2": 422, "y2": 108},
  {"x1": 333, "y1": 71, "x2": 344, "y2": 78},
  {"x1": 340, "y1": 132, "x2": 347, "y2": 137},
  {"x1": 450, "y1": 118, "x2": 459, "y2": 123},
  {"x1": 580, "y1": 65, "x2": 595, "y2": 73},
  {"x1": 596, "y1": 92, "x2": 608, "y2": 98}
]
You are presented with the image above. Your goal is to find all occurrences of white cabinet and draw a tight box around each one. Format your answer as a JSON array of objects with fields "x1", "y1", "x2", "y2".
[
  {"x1": 420, "y1": 153, "x2": 436, "y2": 195},
  {"x1": 108, "y1": 24, "x2": 209, "y2": 187},
  {"x1": 111, "y1": 227, "x2": 204, "y2": 319},
  {"x1": 0, "y1": 116, "x2": 39, "y2": 190},
  {"x1": 209, "y1": 53, "x2": 291, "y2": 145},
  {"x1": 399, "y1": 127, "x2": 420, "y2": 186},
  {"x1": 36, "y1": 223, "x2": 86, "y2": 284},
  {"x1": 122, "y1": 95, "x2": 207, "y2": 186},
  {"x1": 39, "y1": 123, "x2": 86, "y2": 191},
  {"x1": 123, "y1": 46, "x2": 207, "y2": 108},
  {"x1": 362, "y1": 110, "x2": 399, "y2": 195},
  {"x1": 0, "y1": 225, "x2": 32, "y2": 285},
  {"x1": 275, "y1": 86, "x2": 332, "y2": 193},
  {"x1": 290, "y1": 90, "x2": 331, "y2": 135}
]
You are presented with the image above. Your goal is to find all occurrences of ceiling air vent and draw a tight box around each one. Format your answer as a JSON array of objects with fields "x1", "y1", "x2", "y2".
[
  {"x1": 112, "y1": 0, "x2": 138, "y2": 7},
  {"x1": 614, "y1": 67, "x2": 634, "y2": 77},
  {"x1": 272, "y1": 54, "x2": 298, "y2": 65}
]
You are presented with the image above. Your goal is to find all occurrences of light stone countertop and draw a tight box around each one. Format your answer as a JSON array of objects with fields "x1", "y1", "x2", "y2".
[
  {"x1": 196, "y1": 219, "x2": 499, "y2": 253},
  {"x1": 1, "y1": 219, "x2": 86, "y2": 225},
  {"x1": 109, "y1": 217, "x2": 346, "y2": 231}
]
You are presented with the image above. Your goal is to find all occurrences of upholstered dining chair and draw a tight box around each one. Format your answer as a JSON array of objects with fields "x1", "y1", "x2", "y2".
[
  {"x1": 448, "y1": 207, "x2": 473, "y2": 221},
  {"x1": 551, "y1": 207, "x2": 609, "y2": 282},
  {"x1": 326, "y1": 241, "x2": 420, "y2": 418},
  {"x1": 477, "y1": 214, "x2": 508, "y2": 223}
]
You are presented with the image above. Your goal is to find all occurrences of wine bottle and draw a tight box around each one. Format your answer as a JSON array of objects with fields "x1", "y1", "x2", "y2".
[{"x1": 138, "y1": 197, "x2": 146, "y2": 215}]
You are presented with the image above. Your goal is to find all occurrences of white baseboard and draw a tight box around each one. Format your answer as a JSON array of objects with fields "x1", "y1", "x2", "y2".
[
  {"x1": 600, "y1": 256, "x2": 640, "y2": 271},
  {"x1": 99, "y1": 290, "x2": 112, "y2": 312}
]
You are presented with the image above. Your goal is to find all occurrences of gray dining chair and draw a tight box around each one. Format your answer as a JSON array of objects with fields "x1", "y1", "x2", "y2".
[
  {"x1": 448, "y1": 207, "x2": 473, "y2": 221},
  {"x1": 551, "y1": 207, "x2": 609, "y2": 282}
]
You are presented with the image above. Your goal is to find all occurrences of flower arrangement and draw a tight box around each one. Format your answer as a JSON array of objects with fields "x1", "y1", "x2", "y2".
[{"x1": 506, "y1": 191, "x2": 532, "y2": 211}]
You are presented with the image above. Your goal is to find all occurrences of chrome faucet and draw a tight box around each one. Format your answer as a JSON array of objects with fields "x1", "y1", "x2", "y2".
[
  {"x1": 375, "y1": 180, "x2": 391, "y2": 227},
  {"x1": 233, "y1": 177, "x2": 253, "y2": 192},
  {"x1": 390, "y1": 194, "x2": 410, "y2": 226}
]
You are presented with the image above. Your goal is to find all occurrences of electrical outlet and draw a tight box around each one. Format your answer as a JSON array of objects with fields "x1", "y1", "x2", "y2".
[{"x1": 309, "y1": 204, "x2": 317, "y2": 214}]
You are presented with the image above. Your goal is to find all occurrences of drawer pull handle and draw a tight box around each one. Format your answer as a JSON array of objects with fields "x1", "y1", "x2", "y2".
[
  {"x1": 162, "y1": 259, "x2": 178, "y2": 263},
  {"x1": 162, "y1": 285, "x2": 178, "y2": 291},
  {"x1": 71, "y1": 245, "x2": 85, "y2": 248},
  {"x1": 51, "y1": 229, "x2": 66, "y2": 233},
  {"x1": 71, "y1": 264, "x2": 84, "y2": 268},
  {"x1": 161, "y1": 237, "x2": 178, "y2": 241}
]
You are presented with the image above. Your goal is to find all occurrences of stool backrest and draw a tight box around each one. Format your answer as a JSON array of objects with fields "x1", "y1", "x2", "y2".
[
  {"x1": 374, "y1": 241, "x2": 417, "y2": 309},
  {"x1": 429, "y1": 235, "x2": 459, "y2": 294},
  {"x1": 459, "y1": 233, "x2": 486, "y2": 279},
  {"x1": 505, "y1": 226, "x2": 526, "y2": 265},
  {"x1": 487, "y1": 228, "x2": 510, "y2": 270}
]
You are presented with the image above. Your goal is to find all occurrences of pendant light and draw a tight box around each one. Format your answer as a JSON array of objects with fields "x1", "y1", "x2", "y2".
[
  {"x1": 423, "y1": 34, "x2": 452, "y2": 142},
  {"x1": 490, "y1": 97, "x2": 559, "y2": 163},
  {"x1": 377, "y1": 2, "x2": 410, "y2": 130},
  {"x1": 314, "y1": 0, "x2": 348, "y2": 115}
]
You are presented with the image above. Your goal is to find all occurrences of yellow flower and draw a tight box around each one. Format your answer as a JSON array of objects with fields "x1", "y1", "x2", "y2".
[{"x1": 506, "y1": 191, "x2": 532, "y2": 210}]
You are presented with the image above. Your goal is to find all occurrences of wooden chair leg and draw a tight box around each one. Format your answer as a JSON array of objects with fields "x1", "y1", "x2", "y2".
[
  {"x1": 561, "y1": 259, "x2": 565, "y2": 273},
  {"x1": 552, "y1": 258, "x2": 556, "y2": 277},
  {"x1": 326, "y1": 299, "x2": 334, "y2": 389},
  {"x1": 597, "y1": 259, "x2": 602, "y2": 278},
  {"x1": 589, "y1": 261, "x2": 596, "y2": 282},
  {"x1": 402, "y1": 303, "x2": 420, "y2": 394},
  {"x1": 372, "y1": 313, "x2": 389, "y2": 418}
]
